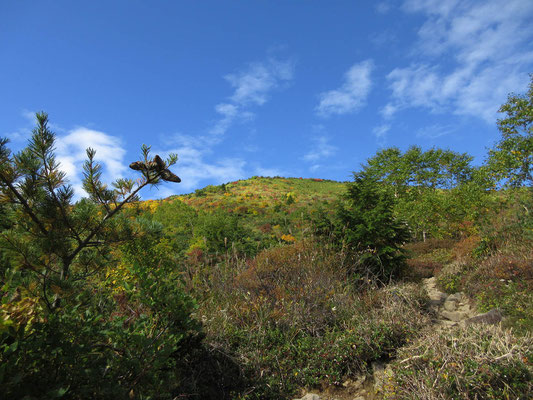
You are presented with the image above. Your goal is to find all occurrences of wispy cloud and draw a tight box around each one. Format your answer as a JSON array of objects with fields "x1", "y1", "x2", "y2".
[
  {"x1": 225, "y1": 59, "x2": 294, "y2": 106},
  {"x1": 157, "y1": 56, "x2": 295, "y2": 193},
  {"x1": 416, "y1": 124, "x2": 455, "y2": 139},
  {"x1": 380, "y1": 103, "x2": 399, "y2": 120},
  {"x1": 156, "y1": 134, "x2": 246, "y2": 191},
  {"x1": 302, "y1": 135, "x2": 338, "y2": 172},
  {"x1": 372, "y1": 124, "x2": 391, "y2": 140},
  {"x1": 384, "y1": 0, "x2": 533, "y2": 123},
  {"x1": 55, "y1": 128, "x2": 127, "y2": 197},
  {"x1": 316, "y1": 60, "x2": 374, "y2": 117},
  {"x1": 210, "y1": 58, "x2": 294, "y2": 136},
  {"x1": 4, "y1": 110, "x2": 39, "y2": 142},
  {"x1": 303, "y1": 136, "x2": 338, "y2": 162}
]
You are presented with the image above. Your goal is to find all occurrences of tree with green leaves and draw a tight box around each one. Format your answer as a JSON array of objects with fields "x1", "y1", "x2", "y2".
[
  {"x1": 361, "y1": 146, "x2": 475, "y2": 240},
  {"x1": 363, "y1": 145, "x2": 473, "y2": 193},
  {"x1": 336, "y1": 172, "x2": 409, "y2": 282},
  {"x1": 0, "y1": 113, "x2": 197, "y2": 398},
  {"x1": 488, "y1": 75, "x2": 533, "y2": 187}
]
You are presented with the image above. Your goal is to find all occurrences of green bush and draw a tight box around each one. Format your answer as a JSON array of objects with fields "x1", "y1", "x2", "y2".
[
  {"x1": 0, "y1": 114, "x2": 199, "y2": 399},
  {"x1": 335, "y1": 172, "x2": 409, "y2": 281}
]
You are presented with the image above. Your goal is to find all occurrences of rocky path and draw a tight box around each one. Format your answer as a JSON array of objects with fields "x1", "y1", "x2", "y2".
[
  {"x1": 293, "y1": 278, "x2": 502, "y2": 400},
  {"x1": 424, "y1": 276, "x2": 475, "y2": 329},
  {"x1": 423, "y1": 277, "x2": 502, "y2": 329}
]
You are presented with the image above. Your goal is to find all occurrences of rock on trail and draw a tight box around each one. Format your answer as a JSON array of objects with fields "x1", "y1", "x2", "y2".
[{"x1": 294, "y1": 278, "x2": 504, "y2": 400}]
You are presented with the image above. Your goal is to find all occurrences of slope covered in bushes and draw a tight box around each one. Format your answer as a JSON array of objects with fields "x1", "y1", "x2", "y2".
[{"x1": 1, "y1": 78, "x2": 532, "y2": 399}]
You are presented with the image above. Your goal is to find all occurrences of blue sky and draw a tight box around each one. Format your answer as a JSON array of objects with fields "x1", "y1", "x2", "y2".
[{"x1": 2, "y1": 0, "x2": 533, "y2": 199}]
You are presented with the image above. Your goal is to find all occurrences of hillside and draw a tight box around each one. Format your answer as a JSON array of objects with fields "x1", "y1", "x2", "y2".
[
  {"x1": 1, "y1": 108, "x2": 532, "y2": 399},
  {"x1": 179, "y1": 176, "x2": 345, "y2": 231},
  {"x1": 137, "y1": 177, "x2": 347, "y2": 258},
  {"x1": 135, "y1": 176, "x2": 532, "y2": 399}
]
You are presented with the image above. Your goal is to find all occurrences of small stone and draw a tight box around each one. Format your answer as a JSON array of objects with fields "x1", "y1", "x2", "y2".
[
  {"x1": 438, "y1": 320, "x2": 457, "y2": 327},
  {"x1": 447, "y1": 293, "x2": 463, "y2": 302},
  {"x1": 443, "y1": 300, "x2": 457, "y2": 312},
  {"x1": 465, "y1": 309, "x2": 503, "y2": 326},
  {"x1": 441, "y1": 310, "x2": 468, "y2": 322},
  {"x1": 343, "y1": 375, "x2": 366, "y2": 390},
  {"x1": 429, "y1": 292, "x2": 447, "y2": 306},
  {"x1": 298, "y1": 394, "x2": 321, "y2": 400},
  {"x1": 457, "y1": 304, "x2": 471, "y2": 313}
]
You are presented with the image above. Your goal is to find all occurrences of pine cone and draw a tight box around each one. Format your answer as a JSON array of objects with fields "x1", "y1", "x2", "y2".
[
  {"x1": 154, "y1": 155, "x2": 165, "y2": 171},
  {"x1": 129, "y1": 161, "x2": 145, "y2": 171},
  {"x1": 160, "y1": 169, "x2": 181, "y2": 183}
]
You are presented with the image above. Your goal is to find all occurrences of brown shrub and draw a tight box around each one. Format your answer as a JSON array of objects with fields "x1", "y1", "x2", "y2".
[
  {"x1": 465, "y1": 253, "x2": 533, "y2": 294},
  {"x1": 404, "y1": 238, "x2": 456, "y2": 257},
  {"x1": 451, "y1": 235, "x2": 481, "y2": 261},
  {"x1": 258, "y1": 223, "x2": 272, "y2": 233},
  {"x1": 403, "y1": 259, "x2": 442, "y2": 279},
  {"x1": 231, "y1": 240, "x2": 351, "y2": 334}
]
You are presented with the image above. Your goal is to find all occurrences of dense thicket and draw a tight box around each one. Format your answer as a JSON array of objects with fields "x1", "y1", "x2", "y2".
[{"x1": 0, "y1": 115, "x2": 198, "y2": 398}]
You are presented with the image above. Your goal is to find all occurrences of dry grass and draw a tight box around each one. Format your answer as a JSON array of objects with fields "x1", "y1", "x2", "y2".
[
  {"x1": 384, "y1": 325, "x2": 533, "y2": 399},
  {"x1": 184, "y1": 239, "x2": 433, "y2": 398}
]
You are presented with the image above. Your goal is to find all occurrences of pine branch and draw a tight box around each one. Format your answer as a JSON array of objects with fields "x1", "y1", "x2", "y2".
[
  {"x1": 0, "y1": 168, "x2": 48, "y2": 236},
  {"x1": 64, "y1": 177, "x2": 153, "y2": 281},
  {"x1": 40, "y1": 149, "x2": 82, "y2": 244}
]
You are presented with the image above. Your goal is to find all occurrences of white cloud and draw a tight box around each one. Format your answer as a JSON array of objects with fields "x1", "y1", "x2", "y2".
[
  {"x1": 21, "y1": 109, "x2": 36, "y2": 123},
  {"x1": 55, "y1": 128, "x2": 126, "y2": 198},
  {"x1": 177, "y1": 157, "x2": 246, "y2": 191},
  {"x1": 302, "y1": 136, "x2": 338, "y2": 172},
  {"x1": 403, "y1": 0, "x2": 460, "y2": 16},
  {"x1": 156, "y1": 142, "x2": 246, "y2": 192},
  {"x1": 215, "y1": 103, "x2": 239, "y2": 118},
  {"x1": 316, "y1": 60, "x2": 374, "y2": 117},
  {"x1": 380, "y1": 103, "x2": 399, "y2": 119},
  {"x1": 225, "y1": 59, "x2": 294, "y2": 106},
  {"x1": 4, "y1": 110, "x2": 38, "y2": 142},
  {"x1": 210, "y1": 102, "x2": 255, "y2": 136},
  {"x1": 372, "y1": 124, "x2": 391, "y2": 139},
  {"x1": 416, "y1": 124, "x2": 455, "y2": 139},
  {"x1": 385, "y1": 0, "x2": 533, "y2": 123},
  {"x1": 153, "y1": 56, "x2": 295, "y2": 195},
  {"x1": 209, "y1": 58, "x2": 294, "y2": 136},
  {"x1": 303, "y1": 136, "x2": 338, "y2": 163},
  {"x1": 149, "y1": 132, "x2": 245, "y2": 193},
  {"x1": 386, "y1": 64, "x2": 444, "y2": 112}
]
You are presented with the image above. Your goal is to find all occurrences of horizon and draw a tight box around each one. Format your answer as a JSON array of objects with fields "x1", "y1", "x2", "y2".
[{"x1": 2, "y1": 0, "x2": 533, "y2": 199}]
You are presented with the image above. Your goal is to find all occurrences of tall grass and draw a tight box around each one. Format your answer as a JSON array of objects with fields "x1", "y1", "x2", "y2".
[{"x1": 181, "y1": 238, "x2": 431, "y2": 399}]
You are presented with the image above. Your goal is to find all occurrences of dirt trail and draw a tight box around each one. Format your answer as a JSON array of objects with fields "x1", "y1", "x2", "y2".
[{"x1": 293, "y1": 278, "x2": 481, "y2": 400}]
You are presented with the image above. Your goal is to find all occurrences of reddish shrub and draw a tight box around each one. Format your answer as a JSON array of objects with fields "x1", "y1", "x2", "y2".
[
  {"x1": 404, "y1": 238, "x2": 456, "y2": 257},
  {"x1": 403, "y1": 259, "x2": 442, "y2": 279},
  {"x1": 451, "y1": 236, "x2": 481, "y2": 261}
]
